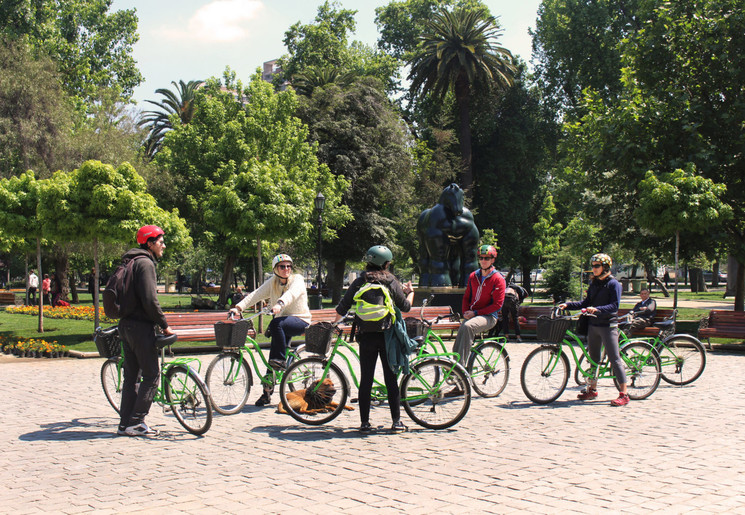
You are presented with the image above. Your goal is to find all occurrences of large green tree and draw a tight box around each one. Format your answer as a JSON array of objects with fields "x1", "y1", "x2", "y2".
[
  {"x1": 0, "y1": 39, "x2": 75, "y2": 178},
  {"x1": 296, "y1": 77, "x2": 416, "y2": 302},
  {"x1": 1, "y1": 0, "x2": 142, "y2": 106},
  {"x1": 407, "y1": 6, "x2": 516, "y2": 195},
  {"x1": 39, "y1": 160, "x2": 190, "y2": 328},
  {"x1": 531, "y1": 0, "x2": 642, "y2": 117},
  {"x1": 558, "y1": 0, "x2": 745, "y2": 309},
  {"x1": 278, "y1": 1, "x2": 399, "y2": 94},
  {"x1": 155, "y1": 71, "x2": 349, "y2": 306}
]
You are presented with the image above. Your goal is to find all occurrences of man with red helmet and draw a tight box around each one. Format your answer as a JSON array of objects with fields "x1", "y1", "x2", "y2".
[
  {"x1": 117, "y1": 224, "x2": 174, "y2": 437},
  {"x1": 452, "y1": 244, "x2": 506, "y2": 376}
]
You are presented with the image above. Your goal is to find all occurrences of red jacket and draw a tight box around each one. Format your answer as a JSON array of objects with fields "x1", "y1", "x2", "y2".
[{"x1": 462, "y1": 268, "x2": 506, "y2": 318}]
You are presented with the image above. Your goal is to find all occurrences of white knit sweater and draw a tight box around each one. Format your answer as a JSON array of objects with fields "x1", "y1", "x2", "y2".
[{"x1": 236, "y1": 273, "x2": 311, "y2": 324}]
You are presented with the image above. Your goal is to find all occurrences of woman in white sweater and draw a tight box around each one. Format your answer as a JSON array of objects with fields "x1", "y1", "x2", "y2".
[{"x1": 229, "y1": 254, "x2": 311, "y2": 406}]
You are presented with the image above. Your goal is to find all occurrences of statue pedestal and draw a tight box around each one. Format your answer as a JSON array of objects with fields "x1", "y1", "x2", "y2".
[{"x1": 413, "y1": 287, "x2": 465, "y2": 316}]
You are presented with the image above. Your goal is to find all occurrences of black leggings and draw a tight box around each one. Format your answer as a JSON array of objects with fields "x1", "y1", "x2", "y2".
[{"x1": 357, "y1": 332, "x2": 400, "y2": 425}]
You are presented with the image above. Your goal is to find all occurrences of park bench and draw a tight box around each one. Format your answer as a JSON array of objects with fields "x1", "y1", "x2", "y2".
[
  {"x1": 0, "y1": 291, "x2": 18, "y2": 305},
  {"x1": 164, "y1": 306, "x2": 460, "y2": 342},
  {"x1": 618, "y1": 307, "x2": 677, "y2": 338},
  {"x1": 698, "y1": 310, "x2": 745, "y2": 348}
]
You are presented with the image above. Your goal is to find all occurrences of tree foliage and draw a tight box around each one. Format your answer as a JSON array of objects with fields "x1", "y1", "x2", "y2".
[
  {"x1": 0, "y1": 0, "x2": 142, "y2": 106},
  {"x1": 139, "y1": 80, "x2": 203, "y2": 159},
  {"x1": 407, "y1": 6, "x2": 516, "y2": 194}
]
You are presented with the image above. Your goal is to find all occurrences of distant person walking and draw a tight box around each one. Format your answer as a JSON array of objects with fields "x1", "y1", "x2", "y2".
[
  {"x1": 27, "y1": 270, "x2": 39, "y2": 305},
  {"x1": 42, "y1": 274, "x2": 51, "y2": 305}
]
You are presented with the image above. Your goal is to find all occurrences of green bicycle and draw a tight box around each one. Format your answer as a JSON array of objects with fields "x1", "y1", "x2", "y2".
[
  {"x1": 278, "y1": 314, "x2": 472, "y2": 429},
  {"x1": 205, "y1": 308, "x2": 306, "y2": 415},
  {"x1": 520, "y1": 309, "x2": 661, "y2": 405},
  {"x1": 414, "y1": 296, "x2": 510, "y2": 398},
  {"x1": 574, "y1": 311, "x2": 706, "y2": 386},
  {"x1": 96, "y1": 326, "x2": 213, "y2": 436}
]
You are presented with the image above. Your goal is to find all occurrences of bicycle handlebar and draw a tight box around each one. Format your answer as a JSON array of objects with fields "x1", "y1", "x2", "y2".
[{"x1": 228, "y1": 306, "x2": 273, "y2": 321}]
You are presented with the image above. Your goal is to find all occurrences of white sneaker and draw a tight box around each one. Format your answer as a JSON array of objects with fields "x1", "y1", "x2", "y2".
[{"x1": 124, "y1": 422, "x2": 159, "y2": 437}]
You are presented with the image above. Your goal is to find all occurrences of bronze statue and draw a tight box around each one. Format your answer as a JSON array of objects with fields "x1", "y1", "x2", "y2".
[{"x1": 417, "y1": 184, "x2": 479, "y2": 287}]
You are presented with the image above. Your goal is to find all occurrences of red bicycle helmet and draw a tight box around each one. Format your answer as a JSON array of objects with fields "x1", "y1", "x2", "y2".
[
  {"x1": 136, "y1": 225, "x2": 165, "y2": 245},
  {"x1": 477, "y1": 244, "x2": 498, "y2": 259}
]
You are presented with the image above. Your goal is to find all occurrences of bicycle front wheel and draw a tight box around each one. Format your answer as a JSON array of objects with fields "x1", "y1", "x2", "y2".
[
  {"x1": 467, "y1": 341, "x2": 509, "y2": 398},
  {"x1": 520, "y1": 345, "x2": 569, "y2": 404},
  {"x1": 205, "y1": 352, "x2": 253, "y2": 415},
  {"x1": 279, "y1": 357, "x2": 349, "y2": 426},
  {"x1": 656, "y1": 335, "x2": 706, "y2": 385},
  {"x1": 401, "y1": 358, "x2": 471, "y2": 430},
  {"x1": 101, "y1": 359, "x2": 123, "y2": 415},
  {"x1": 165, "y1": 366, "x2": 213, "y2": 435},
  {"x1": 615, "y1": 342, "x2": 660, "y2": 400}
]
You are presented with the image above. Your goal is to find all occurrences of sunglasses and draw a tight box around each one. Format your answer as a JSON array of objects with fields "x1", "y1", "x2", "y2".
[
  {"x1": 591, "y1": 264, "x2": 603, "y2": 269},
  {"x1": 478, "y1": 256, "x2": 494, "y2": 261},
  {"x1": 277, "y1": 264, "x2": 292, "y2": 270}
]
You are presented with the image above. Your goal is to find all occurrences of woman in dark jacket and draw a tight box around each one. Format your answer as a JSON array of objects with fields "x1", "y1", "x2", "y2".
[
  {"x1": 559, "y1": 253, "x2": 629, "y2": 407},
  {"x1": 335, "y1": 245, "x2": 414, "y2": 433}
]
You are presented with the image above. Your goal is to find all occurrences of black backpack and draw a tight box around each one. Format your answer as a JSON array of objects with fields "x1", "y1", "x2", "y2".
[
  {"x1": 509, "y1": 283, "x2": 528, "y2": 303},
  {"x1": 102, "y1": 256, "x2": 145, "y2": 319}
]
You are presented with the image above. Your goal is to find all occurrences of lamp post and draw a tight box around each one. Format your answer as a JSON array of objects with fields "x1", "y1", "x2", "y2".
[{"x1": 311, "y1": 192, "x2": 325, "y2": 309}]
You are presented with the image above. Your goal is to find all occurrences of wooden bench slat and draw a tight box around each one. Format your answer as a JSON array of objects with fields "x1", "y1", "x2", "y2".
[{"x1": 698, "y1": 310, "x2": 745, "y2": 341}]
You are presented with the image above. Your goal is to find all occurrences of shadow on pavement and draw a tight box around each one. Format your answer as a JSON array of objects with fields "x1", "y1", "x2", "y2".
[
  {"x1": 252, "y1": 424, "x2": 456, "y2": 441},
  {"x1": 20, "y1": 417, "x2": 205, "y2": 441}
]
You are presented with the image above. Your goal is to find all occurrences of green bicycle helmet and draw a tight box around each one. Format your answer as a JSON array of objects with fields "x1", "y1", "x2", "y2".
[{"x1": 365, "y1": 245, "x2": 393, "y2": 267}]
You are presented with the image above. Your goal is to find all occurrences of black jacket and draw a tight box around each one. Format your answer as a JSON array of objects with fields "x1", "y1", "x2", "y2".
[
  {"x1": 336, "y1": 270, "x2": 411, "y2": 333},
  {"x1": 120, "y1": 248, "x2": 168, "y2": 329}
]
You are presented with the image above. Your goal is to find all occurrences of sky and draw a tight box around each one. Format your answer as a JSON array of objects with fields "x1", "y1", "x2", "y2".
[{"x1": 109, "y1": 0, "x2": 543, "y2": 106}]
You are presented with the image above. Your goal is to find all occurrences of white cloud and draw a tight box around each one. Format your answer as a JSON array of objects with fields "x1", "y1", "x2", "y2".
[{"x1": 162, "y1": 0, "x2": 264, "y2": 43}]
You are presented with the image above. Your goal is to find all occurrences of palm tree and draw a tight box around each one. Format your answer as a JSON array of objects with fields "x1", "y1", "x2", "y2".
[
  {"x1": 138, "y1": 80, "x2": 203, "y2": 159},
  {"x1": 291, "y1": 67, "x2": 355, "y2": 96},
  {"x1": 408, "y1": 7, "x2": 516, "y2": 195}
]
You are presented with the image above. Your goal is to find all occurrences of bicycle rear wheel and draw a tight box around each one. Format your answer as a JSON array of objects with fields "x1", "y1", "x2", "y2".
[
  {"x1": 205, "y1": 352, "x2": 252, "y2": 415},
  {"x1": 467, "y1": 341, "x2": 509, "y2": 398},
  {"x1": 401, "y1": 358, "x2": 471, "y2": 430},
  {"x1": 279, "y1": 357, "x2": 349, "y2": 426},
  {"x1": 165, "y1": 365, "x2": 213, "y2": 435},
  {"x1": 101, "y1": 359, "x2": 123, "y2": 415},
  {"x1": 614, "y1": 342, "x2": 660, "y2": 400},
  {"x1": 656, "y1": 335, "x2": 706, "y2": 385},
  {"x1": 520, "y1": 345, "x2": 569, "y2": 404}
]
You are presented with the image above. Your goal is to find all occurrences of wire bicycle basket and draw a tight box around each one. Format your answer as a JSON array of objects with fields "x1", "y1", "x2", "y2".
[
  {"x1": 404, "y1": 317, "x2": 426, "y2": 338},
  {"x1": 214, "y1": 319, "x2": 252, "y2": 348},
  {"x1": 304, "y1": 322, "x2": 336, "y2": 355},
  {"x1": 536, "y1": 315, "x2": 571, "y2": 343},
  {"x1": 94, "y1": 330, "x2": 121, "y2": 358}
]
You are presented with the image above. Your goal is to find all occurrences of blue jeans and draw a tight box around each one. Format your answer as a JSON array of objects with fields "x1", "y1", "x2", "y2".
[{"x1": 267, "y1": 316, "x2": 308, "y2": 361}]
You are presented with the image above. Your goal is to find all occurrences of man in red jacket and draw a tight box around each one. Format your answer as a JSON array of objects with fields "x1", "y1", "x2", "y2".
[{"x1": 452, "y1": 245, "x2": 506, "y2": 370}]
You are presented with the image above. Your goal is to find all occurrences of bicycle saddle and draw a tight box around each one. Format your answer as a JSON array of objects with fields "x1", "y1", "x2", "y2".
[
  {"x1": 653, "y1": 319, "x2": 674, "y2": 330},
  {"x1": 155, "y1": 333, "x2": 178, "y2": 349}
]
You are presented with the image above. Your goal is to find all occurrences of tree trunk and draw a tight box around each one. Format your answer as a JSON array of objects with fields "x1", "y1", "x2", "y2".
[
  {"x1": 454, "y1": 76, "x2": 473, "y2": 197},
  {"x1": 689, "y1": 268, "x2": 707, "y2": 293},
  {"x1": 53, "y1": 247, "x2": 70, "y2": 303},
  {"x1": 36, "y1": 238, "x2": 43, "y2": 333},
  {"x1": 329, "y1": 259, "x2": 346, "y2": 305},
  {"x1": 712, "y1": 260, "x2": 720, "y2": 287},
  {"x1": 735, "y1": 261, "x2": 744, "y2": 312},
  {"x1": 69, "y1": 270, "x2": 79, "y2": 304},
  {"x1": 673, "y1": 231, "x2": 679, "y2": 309},
  {"x1": 93, "y1": 238, "x2": 100, "y2": 329},
  {"x1": 218, "y1": 256, "x2": 236, "y2": 307}
]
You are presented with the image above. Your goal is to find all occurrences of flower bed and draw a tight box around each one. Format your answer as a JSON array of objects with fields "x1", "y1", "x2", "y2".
[
  {"x1": 6, "y1": 305, "x2": 117, "y2": 324},
  {"x1": 0, "y1": 336, "x2": 69, "y2": 358}
]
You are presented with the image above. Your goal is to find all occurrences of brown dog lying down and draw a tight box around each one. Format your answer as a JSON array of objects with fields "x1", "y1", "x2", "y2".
[{"x1": 277, "y1": 378, "x2": 354, "y2": 414}]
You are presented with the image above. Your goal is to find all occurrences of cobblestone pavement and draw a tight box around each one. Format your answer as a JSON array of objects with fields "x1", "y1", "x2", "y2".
[{"x1": 2, "y1": 343, "x2": 744, "y2": 514}]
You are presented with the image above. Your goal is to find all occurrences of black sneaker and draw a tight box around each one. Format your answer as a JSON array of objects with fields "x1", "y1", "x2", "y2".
[
  {"x1": 391, "y1": 420, "x2": 408, "y2": 434},
  {"x1": 359, "y1": 422, "x2": 372, "y2": 432},
  {"x1": 268, "y1": 358, "x2": 286, "y2": 370},
  {"x1": 255, "y1": 391, "x2": 272, "y2": 406}
]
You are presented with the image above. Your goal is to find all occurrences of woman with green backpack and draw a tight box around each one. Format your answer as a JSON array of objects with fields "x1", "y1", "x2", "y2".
[{"x1": 334, "y1": 245, "x2": 414, "y2": 434}]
